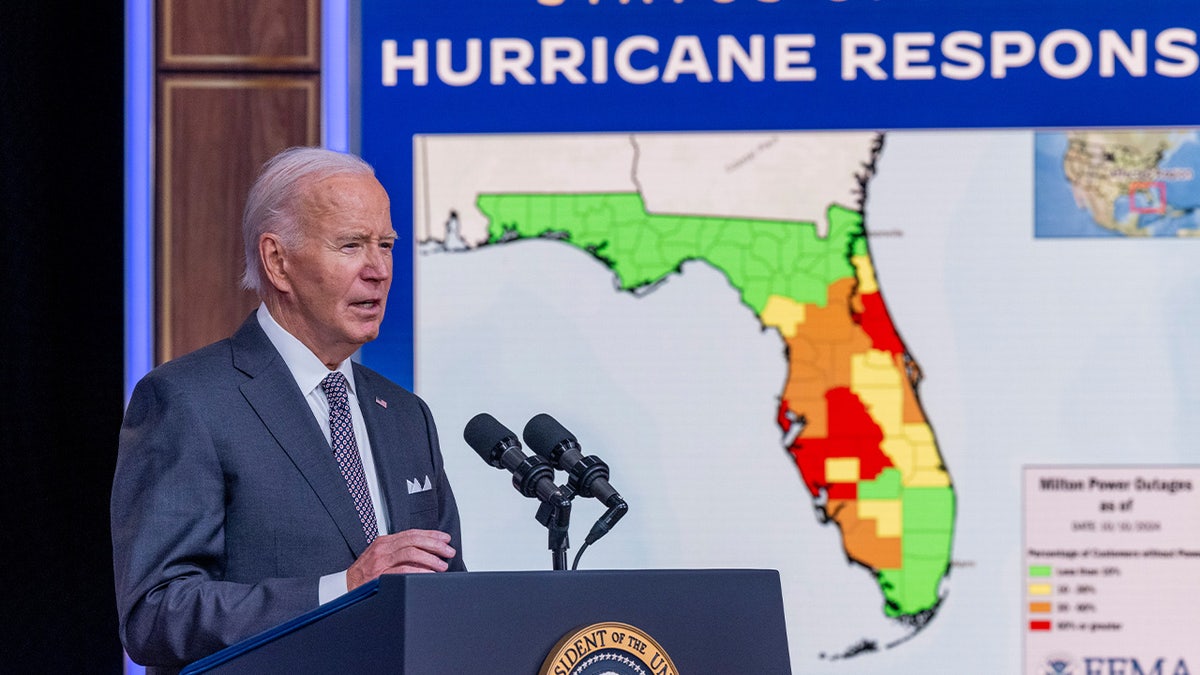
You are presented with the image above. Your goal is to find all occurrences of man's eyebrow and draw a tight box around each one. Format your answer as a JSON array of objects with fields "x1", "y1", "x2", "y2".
[{"x1": 335, "y1": 231, "x2": 399, "y2": 242}]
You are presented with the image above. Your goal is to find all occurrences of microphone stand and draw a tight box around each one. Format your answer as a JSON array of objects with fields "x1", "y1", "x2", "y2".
[{"x1": 535, "y1": 484, "x2": 575, "y2": 570}]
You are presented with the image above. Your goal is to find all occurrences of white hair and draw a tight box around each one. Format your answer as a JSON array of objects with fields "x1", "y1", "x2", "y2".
[{"x1": 240, "y1": 146, "x2": 376, "y2": 294}]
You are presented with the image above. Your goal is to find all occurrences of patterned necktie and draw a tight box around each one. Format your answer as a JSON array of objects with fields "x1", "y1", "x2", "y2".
[{"x1": 319, "y1": 371, "x2": 379, "y2": 545}]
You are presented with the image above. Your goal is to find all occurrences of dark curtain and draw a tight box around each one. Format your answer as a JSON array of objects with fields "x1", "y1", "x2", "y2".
[{"x1": 0, "y1": 4, "x2": 126, "y2": 672}]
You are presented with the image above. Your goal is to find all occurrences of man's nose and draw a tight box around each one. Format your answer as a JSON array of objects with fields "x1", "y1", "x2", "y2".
[{"x1": 362, "y1": 246, "x2": 392, "y2": 280}]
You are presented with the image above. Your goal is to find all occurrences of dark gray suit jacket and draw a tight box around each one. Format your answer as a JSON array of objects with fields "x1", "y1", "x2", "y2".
[{"x1": 111, "y1": 314, "x2": 464, "y2": 671}]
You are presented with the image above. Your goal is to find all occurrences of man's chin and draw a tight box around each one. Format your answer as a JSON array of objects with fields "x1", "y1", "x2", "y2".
[{"x1": 352, "y1": 321, "x2": 383, "y2": 345}]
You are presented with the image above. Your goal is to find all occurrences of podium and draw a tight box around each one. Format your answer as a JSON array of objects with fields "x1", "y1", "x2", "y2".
[{"x1": 182, "y1": 569, "x2": 791, "y2": 674}]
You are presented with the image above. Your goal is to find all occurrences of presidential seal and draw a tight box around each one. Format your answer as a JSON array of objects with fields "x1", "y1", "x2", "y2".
[{"x1": 540, "y1": 621, "x2": 680, "y2": 675}]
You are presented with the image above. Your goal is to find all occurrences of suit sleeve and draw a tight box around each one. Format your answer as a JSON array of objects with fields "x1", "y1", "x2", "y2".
[{"x1": 111, "y1": 371, "x2": 316, "y2": 668}]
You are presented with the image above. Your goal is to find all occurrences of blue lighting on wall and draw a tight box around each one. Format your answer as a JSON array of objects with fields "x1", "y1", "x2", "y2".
[
  {"x1": 124, "y1": 0, "x2": 153, "y2": 409},
  {"x1": 123, "y1": 0, "x2": 153, "y2": 670},
  {"x1": 324, "y1": 0, "x2": 351, "y2": 152}
]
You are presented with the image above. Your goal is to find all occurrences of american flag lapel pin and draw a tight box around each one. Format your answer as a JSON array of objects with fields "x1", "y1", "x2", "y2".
[{"x1": 375, "y1": 397, "x2": 388, "y2": 409}]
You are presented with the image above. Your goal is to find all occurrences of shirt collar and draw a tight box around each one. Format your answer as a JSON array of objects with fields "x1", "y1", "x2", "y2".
[{"x1": 256, "y1": 304, "x2": 356, "y2": 398}]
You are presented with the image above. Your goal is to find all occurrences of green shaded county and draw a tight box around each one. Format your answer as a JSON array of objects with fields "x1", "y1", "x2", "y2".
[
  {"x1": 878, "y1": 485, "x2": 956, "y2": 617},
  {"x1": 476, "y1": 192, "x2": 864, "y2": 313},
  {"x1": 857, "y1": 467, "x2": 902, "y2": 500}
]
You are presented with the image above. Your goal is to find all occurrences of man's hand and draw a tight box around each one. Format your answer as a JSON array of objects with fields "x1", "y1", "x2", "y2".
[{"x1": 346, "y1": 529, "x2": 456, "y2": 591}]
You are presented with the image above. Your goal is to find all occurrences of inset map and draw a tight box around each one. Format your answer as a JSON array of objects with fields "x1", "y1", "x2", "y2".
[{"x1": 1035, "y1": 130, "x2": 1200, "y2": 238}]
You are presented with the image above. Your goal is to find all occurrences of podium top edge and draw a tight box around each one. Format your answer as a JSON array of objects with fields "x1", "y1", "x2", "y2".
[{"x1": 373, "y1": 567, "x2": 783, "y2": 586}]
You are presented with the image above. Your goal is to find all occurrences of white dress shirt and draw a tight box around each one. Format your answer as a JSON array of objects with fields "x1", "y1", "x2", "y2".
[{"x1": 256, "y1": 304, "x2": 389, "y2": 603}]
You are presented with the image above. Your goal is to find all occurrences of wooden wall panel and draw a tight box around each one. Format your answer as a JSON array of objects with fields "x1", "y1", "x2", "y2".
[
  {"x1": 160, "y1": 0, "x2": 319, "y2": 70},
  {"x1": 158, "y1": 75, "x2": 319, "y2": 362},
  {"x1": 156, "y1": 0, "x2": 321, "y2": 363}
]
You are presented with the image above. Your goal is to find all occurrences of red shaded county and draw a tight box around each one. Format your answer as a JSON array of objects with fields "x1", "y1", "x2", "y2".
[
  {"x1": 777, "y1": 398, "x2": 793, "y2": 433},
  {"x1": 787, "y1": 387, "x2": 894, "y2": 497},
  {"x1": 853, "y1": 292, "x2": 905, "y2": 355},
  {"x1": 828, "y1": 482, "x2": 857, "y2": 500},
  {"x1": 779, "y1": 397, "x2": 858, "y2": 499}
]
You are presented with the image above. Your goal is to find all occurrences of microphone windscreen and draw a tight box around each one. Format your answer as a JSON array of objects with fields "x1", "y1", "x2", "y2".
[
  {"x1": 522, "y1": 413, "x2": 576, "y2": 459},
  {"x1": 464, "y1": 412, "x2": 517, "y2": 462}
]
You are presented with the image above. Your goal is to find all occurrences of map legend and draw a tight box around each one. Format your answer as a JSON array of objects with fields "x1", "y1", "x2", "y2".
[
  {"x1": 1023, "y1": 466, "x2": 1200, "y2": 675},
  {"x1": 1026, "y1": 565, "x2": 1054, "y2": 634}
]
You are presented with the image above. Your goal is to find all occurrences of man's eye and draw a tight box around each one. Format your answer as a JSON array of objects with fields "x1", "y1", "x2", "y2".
[{"x1": 380, "y1": 241, "x2": 394, "y2": 251}]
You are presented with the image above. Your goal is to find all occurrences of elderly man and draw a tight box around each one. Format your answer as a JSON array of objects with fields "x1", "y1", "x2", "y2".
[{"x1": 112, "y1": 147, "x2": 464, "y2": 671}]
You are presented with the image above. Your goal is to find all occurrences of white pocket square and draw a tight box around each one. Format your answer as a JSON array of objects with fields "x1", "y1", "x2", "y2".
[{"x1": 407, "y1": 475, "x2": 433, "y2": 494}]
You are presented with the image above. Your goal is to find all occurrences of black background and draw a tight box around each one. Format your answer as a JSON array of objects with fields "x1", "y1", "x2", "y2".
[{"x1": 1, "y1": 3, "x2": 126, "y2": 672}]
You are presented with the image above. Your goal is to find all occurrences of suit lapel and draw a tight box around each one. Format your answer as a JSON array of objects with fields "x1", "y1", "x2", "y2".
[{"x1": 231, "y1": 315, "x2": 371, "y2": 556}]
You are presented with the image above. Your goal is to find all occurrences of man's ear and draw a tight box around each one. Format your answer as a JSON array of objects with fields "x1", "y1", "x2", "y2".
[{"x1": 259, "y1": 233, "x2": 292, "y2": 294}]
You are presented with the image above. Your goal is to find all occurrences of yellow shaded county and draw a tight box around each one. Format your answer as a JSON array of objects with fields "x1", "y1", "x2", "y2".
[
  {"x1": 851, "y1": 254, "x2": 879, "y2": 295},
  {"x1": 760, "y1": 295, "x2": 807, "y2": 338},
  {"x1": 857, "y1": 499, "x2": 903, "y2": 538},
  {"x1": 849, "y1": 350, "x2": 905, "y2": 436},
  {"x1": 881, "y1": 424, "x2": 952, "y2": 488},
  {"x1": 825, "y1": 457, "x2": 861, "y2": 483},
  {"x1": 827, "y1": 499, "x2": 902, "y2": 569}
]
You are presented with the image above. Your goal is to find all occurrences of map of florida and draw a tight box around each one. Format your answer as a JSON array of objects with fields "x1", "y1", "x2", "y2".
[{"x1": 475, "y1": 191, "x2": 956, "y2": 622}]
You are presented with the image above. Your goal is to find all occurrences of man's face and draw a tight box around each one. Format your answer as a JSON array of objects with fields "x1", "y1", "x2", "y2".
[{"x1": 277, "y1": 173, "x2": 396, "y2": 366}]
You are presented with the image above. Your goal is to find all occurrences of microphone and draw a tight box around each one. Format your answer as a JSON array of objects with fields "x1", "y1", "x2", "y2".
[
  {"x1": 522, "y1": 413, "x2": 628, "y2": 545},
  {"x1": 522, "y1": 413, "x2": 624, "y2": 507},
  {"x1": 464, "y1": 413, "x2": 568, "y2": 506}
]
